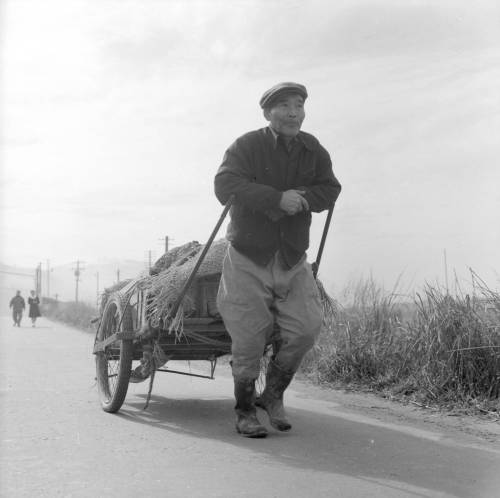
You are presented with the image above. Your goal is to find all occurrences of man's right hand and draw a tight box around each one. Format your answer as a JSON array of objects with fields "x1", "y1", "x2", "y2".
[{"x1": 279, "y1": 190, "x2": 309, "y2": 215}]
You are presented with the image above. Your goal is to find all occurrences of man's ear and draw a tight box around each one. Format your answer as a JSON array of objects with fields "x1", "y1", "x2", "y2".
[{"x1": 263, "y1": 108, "x2": 271, "y2": 121}]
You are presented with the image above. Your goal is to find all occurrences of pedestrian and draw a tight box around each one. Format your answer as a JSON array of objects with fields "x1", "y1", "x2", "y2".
[
  {"x1": 214, "y1": 82, "x2": 342, "y2": 438},
  {"x1": 28, "y1": 290, "x2": 41, "y2": 327},
  {"x1": 9, "y1": 290, "x2": 26, "y2": 327}
]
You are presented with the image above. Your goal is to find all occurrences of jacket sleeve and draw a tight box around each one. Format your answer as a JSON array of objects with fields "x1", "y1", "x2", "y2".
[
  {"x1": 300, "y1": 144, "x2": 341, "y2": 213},
  {"x1": 214, "y1": 137, "x2": 282, "y2": 212}
]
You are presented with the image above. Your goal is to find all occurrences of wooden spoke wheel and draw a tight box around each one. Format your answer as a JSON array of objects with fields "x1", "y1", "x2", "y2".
[{"x1": 95, "y1": 294, "x2": 134, "y2": 413}]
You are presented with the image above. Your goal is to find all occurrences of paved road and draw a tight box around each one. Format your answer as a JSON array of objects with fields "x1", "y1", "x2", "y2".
[{"x1": 1, "y1": 316, "x2": 499, "y2": 498}]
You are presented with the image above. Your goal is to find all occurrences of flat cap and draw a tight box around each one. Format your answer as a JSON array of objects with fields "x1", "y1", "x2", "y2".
[{"x1": 259, "y1": 82, "x2": 308, "y2": 109}]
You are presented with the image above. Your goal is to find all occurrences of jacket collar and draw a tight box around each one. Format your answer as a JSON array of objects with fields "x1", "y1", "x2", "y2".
[{"x1": 265, "y1": 126, "x2": 316, "y2": 151}]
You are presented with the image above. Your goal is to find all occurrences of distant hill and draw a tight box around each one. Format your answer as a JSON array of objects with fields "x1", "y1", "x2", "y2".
[{"x1": 0, "y1": 259, "x2": 148, "y2": 308}]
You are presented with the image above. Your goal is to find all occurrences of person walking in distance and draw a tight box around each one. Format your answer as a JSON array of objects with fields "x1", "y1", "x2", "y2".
[
  {"x1": 28, "y1": 290, "x2": 41, "y2": 327},
  {"x1": 214, "y1": 82, "x2": 342, "y2": 438},
  {"x1": 9, "y1": 290, "x2": 25, "y2": 327}
]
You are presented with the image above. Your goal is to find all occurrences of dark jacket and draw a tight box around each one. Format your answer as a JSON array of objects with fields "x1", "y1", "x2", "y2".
[
  {"x1": 214, "y1": 127, "x2": 341, "y2": 267},
  {"x1": 28, "y1": 296, "x2": 41, "y2": 318},
  {"x1": 10, "y1": 295, "x2": 25, "y2": 312}
]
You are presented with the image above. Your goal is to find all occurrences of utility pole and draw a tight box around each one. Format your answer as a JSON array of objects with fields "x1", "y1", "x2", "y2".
[
  {"x1": 158, "y1": 235, "x2": 171, "y2": 253},
  {"x1": 95, "y1": 271, "x2": 100, "y2": 308},
  {"x1": 148, "y1": 250, "x2": 152, "y2": 270},
  {"x1": 46, "y1": 259, "x2": 50, "y2": 298},
  {"x1": 75, "y1": 261, "x2": 81, "y2": 304},
  {"x1": 116, "y1": 268, "x2": 120, "y2": 283},
  {"x1": 35, "y1": 263, "x2": 42, "y2": 296},
  {"x1": 73, "y1": 260, "x2": 85, "y2": 303},
  {"x1": 34, "y1": 265, "x2": 38, "y2": 295}
]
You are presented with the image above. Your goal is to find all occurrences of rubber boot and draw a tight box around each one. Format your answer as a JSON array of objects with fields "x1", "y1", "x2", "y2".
[
  {"x1": 234, "y1": 378, "x2": 268, "y2": 438},
  {"x1": 255, "y1": 360, "x2": 294, "y2": 432}
]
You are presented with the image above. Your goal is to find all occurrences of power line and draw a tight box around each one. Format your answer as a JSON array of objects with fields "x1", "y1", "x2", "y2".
[{"x1": 0, "y1": 270, "x2": 34, "y2": 278}]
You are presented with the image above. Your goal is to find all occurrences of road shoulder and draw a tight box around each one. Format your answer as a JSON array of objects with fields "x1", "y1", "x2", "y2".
[{"x1": 290, "y1": 376, "x2": 500, "y2": 453}]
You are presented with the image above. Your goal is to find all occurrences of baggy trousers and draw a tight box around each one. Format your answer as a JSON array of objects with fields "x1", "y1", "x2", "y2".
[
  {"x1": 217, "y1": 245, "x2": 323, "y2": 380},
  {"x1": 12, "y1": 310, "x2": 22, "y2": 325}
]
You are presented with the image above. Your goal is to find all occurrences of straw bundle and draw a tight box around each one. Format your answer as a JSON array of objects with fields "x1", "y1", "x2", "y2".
[
  {"x1": 145, "y1": 239, "x2": 229, "y2": 335},
  {"x1": 149, "y1": 241, "x2": 201, "y2": 276},
  {"x1": 143, "y1": 238, "x2": 335, "y2": 339},
  {"x1": 100, "y1": 279, "x2": 132, "y2": 314},
  {"x1": 316, "y1": 278, "x2": 339, "y2": 332}
]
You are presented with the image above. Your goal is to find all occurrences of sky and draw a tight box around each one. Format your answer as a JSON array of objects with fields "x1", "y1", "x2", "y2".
[{"x1": 1, "y1": 0, "x2": 500, "y2": 296}]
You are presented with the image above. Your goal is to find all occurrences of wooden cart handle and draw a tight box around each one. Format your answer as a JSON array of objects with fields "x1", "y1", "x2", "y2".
[
  {"x1": 312, "y1": 204, "x2": 335, "y2": 279},
  {"x1": 169, "y1": 195, "x2": 234, "y2": 318}
]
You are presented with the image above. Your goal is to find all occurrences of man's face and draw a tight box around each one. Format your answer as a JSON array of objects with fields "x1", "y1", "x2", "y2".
[{"x1": 264, "y1": 93, "x2": 305, "y2": 139}]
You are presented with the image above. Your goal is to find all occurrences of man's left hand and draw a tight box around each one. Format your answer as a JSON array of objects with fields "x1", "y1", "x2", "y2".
[{"x1": 280, "y1": 189, "x2": 310, "y2": 215}]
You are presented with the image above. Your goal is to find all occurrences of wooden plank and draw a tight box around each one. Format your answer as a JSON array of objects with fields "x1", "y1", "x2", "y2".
[
  {"x1": 183, "y1": 317, "x2": 222, "y2": 325},
  {"x1": 158, "y1": 337, "x2": 231, "y2": 347},
  {"x1": 183, "y1": 325, "x2": 227, "y2": 333},
  {"x1": 165, "y1": 353, "x2": 229, "y2": 361},
  {"x1": 156, "y1": 346, "x2": 230, "y2": 352},
  {"x1": 93, "y1": 331, "x2": 136, "y2": 353}
]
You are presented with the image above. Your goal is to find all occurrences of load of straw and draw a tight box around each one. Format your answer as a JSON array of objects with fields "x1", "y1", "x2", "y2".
[
  {"x1": 141, "y1": 238, "x2": 336, "y2": 340},
  {"x1": 149, "y1": 241, "x2": 202, "y2": 276},
  {"x1": 144, "y1": 238, "x2": 229, "y2": 335},
  {"x1": 100, "y1": 279, "x2": 132, "y2": 314}
]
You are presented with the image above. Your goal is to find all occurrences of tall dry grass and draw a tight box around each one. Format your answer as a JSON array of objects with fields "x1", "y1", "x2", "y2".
[
  {"x1": 303, "y1": 272, "x2": 500, "y2": 412},
  {"x1": 42, "y1": 297, "x2": 98, "y2": 332}
]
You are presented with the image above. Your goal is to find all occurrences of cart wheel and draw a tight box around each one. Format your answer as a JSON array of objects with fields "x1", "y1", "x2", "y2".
[{"x1": 95, "y1": 293, "x2": 134, "y2": 413}]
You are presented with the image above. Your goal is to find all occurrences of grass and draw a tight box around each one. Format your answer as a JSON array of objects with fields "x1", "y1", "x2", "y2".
[
  {"x1": 41, "y1": 271, "x2": 500, "y2": 413},
  {"x1": 42, "y1": 297, "x2": 98, "y2": 333},
  {"x1": 302, "y1": 271, "x2": 500, "y2": 414}
]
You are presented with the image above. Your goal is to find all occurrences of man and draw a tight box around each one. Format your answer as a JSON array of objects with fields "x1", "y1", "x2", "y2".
[
  {"x1": 10, "y1": 290, "x2": 26, "y2": 327},
  {"x1": 214, "y1": 82, "x2": 342, "y2": 438}
]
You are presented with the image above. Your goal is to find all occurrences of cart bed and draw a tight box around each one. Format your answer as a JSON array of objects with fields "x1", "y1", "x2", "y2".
[{"x1": 132, "y1": 317, "x2": 231, "y2": 361}]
